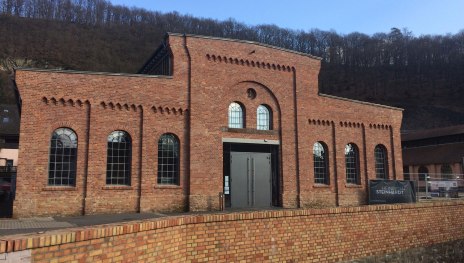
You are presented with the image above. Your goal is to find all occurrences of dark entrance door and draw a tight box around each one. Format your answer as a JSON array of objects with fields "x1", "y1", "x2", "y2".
[
  {"x1": 0, "y1": 166, "x2": 16, "y2": 217},
  {"x1": 230, "y1": 152, "x2": 272, "y2": 208}
]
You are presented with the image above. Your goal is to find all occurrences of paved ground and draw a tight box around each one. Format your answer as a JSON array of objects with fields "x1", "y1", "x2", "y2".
[
  {"x1": 0, "y1": 212, "x2": 167, "y2": 236},
  {"x1": 0, "y1": 207, "x2": 282, "y2": 236}
]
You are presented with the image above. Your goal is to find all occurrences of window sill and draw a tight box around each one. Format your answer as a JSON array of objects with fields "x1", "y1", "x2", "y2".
[
  {"x1": 345, "y1": 184, "x2": 362, "y2": 188},
  {"x1": 221, "y1": 127, "x2": 278, "y2": 135},
  {"x1": 155, "y1": 184, "x2": 181, "y2": 189},
  {"x1": 102, "y1": 185, "x2": 133, "y2": 190},
  {"x1": 313, "y1": 184, "x2": 330, "y2": 188},
  {"x1": 42, "y1": 186, "x2": 77, "y2": 191}
]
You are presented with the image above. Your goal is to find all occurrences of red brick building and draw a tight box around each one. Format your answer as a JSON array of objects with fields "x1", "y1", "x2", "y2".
[
  {"x1": 13, "y1": 34, "x2": 403, "y2": 217},
  {"x1": 402, "y1": 125, "x2": 464, "y2": 178}
]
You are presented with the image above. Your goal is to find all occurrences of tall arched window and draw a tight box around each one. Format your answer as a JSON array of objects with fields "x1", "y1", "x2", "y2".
[
  {"x1": 257, "y1": 105, "x2": 272, "y2": 130},
  {"x1": 441, "y1": 164, "x2": 453, "y2": 179},
  {"x1": 345, "y1": 143, "x2": 360, "y2": 184},
  {"x1": 374, "y1": 145, "x2": 388, "y2": 179},
  {"x1": 106, "y1": 131, "x2": 131, "y2": 185},
  {"x1": 158, "y1": 133, "x2": 180, "y2": 185},
  {"x1": 228, "y1": 102, "x2": 244, "y2": 128},
  {"x1": 313, "y1": 142, "x2": 329, "y2": 184},
  {"x1": 418, "y1": 166, "x2": 428, "y2": 181},
  {"x1": 48, "y1": 128, "x2": 78, "y2": 186}
]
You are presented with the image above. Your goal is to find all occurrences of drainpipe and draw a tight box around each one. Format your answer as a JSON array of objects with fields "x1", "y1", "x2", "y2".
[
  {"x1": 182, "y1": 34, "x2": 192, "y2": 211},
  {"x1": 389, "y1": 126, "x2": 397, "y2": 180},
  {"x1": 82, "y1": 101, "x2": 91, "y2": 215},
  {"x1": 331, "y1": 122, "x2": 339, "y2": 206},
  {"x1": 291, "y1": 68, "x2": 301, "y2": 208},
  {"x1": 137, "y1": 106, "x2": 143, "y2": 212}
]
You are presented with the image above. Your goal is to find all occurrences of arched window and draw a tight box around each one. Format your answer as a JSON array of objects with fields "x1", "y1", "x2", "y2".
[
  {"x1": 374, "y1": 145, "x2": 388, "y2": 179},
  {"x1": 418, "y1": 166, "x2": 428, "y2": 181},
  {"x1": 257, "y1": 105, "x2": 272, "y2": 130},
  {"x1": 48, "y1": 128, "x2": 78, "y2": 186},
  {"x1": 441, "y1": 164, "x2": 453, "y2": 179},
  {"x1": 228, "y1": 102, "x2": 244, "y2": 128},
  {"x1": 158, "y1": 133, "x2": 180, "y2": 185},
  {"x1": 106, "y1": 131, "x2": 131, "y2": 185},
  {"x1": 313, "y1": 142, "x2": 329, "y2": 184},
  {"x1": 345, "y1": 143, "x2": 360, "y2": 184}
]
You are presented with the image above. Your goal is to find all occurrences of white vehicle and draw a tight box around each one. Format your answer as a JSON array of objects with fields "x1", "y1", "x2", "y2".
[{"x1": 429, "y1": 180, "x2": 459, "y2": 198}]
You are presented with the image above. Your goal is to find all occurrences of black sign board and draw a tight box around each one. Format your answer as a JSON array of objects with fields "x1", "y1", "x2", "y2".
[{"x1": 369, "y1": 180, "x2": 416, "y2": 204}]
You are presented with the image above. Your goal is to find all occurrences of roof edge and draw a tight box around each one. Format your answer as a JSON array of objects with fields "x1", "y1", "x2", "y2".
[
  {"x1": 401, "y1": 124, "x2": 464, "y2": 141},
  {"x1": 14, "y1": 68, "x2": 173, "y2": 79},
  {"x1": 168, "y1": 32, "x2": 323, "y2": 61},
  {"x1": 318, "y1": 93, "x2": 404, "y2": 111}
]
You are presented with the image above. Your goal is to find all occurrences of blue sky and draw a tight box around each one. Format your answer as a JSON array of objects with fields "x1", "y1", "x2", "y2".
[{"x1": 108, "y1": 0, "x2": 464, "y2": 36}]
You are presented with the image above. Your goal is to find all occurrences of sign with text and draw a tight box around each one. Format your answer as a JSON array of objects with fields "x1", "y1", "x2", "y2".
[{"x1": 369, "y1": 180, "x2": 416, "y2": 204}]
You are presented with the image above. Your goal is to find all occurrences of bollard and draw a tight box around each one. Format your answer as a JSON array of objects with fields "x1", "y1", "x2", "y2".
[{"x1": 219, "y1": 192, "x2": 224, "y2": 211}]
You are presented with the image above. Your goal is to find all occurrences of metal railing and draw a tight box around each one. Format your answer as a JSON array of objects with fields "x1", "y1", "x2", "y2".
[
  {"x1": 404, "y1": 173, "x2": 464, "y2": 201},
  {"x1": 0, "y1": 166, "x2": 17, "y2": 173}
]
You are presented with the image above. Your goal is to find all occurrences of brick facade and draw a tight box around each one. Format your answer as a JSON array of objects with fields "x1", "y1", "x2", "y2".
[
  {"x1": 13, "y1": 34, "x2": 403, "y2": 217},
  {"x1": 1, "y1": 202, "x2": 463, "y2": 262}
]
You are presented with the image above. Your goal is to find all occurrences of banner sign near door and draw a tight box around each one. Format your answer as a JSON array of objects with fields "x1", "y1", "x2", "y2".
[{"x1": 369, "y1": 180, "x2": 416, "y2": 204}]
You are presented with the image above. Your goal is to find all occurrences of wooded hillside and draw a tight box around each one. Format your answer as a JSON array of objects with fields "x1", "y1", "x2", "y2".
[{"x1": 0, "y1": 0, "x2": 463, "y2": 130}]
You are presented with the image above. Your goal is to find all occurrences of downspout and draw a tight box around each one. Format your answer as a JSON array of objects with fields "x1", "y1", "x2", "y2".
[
  {"x1": 82, "y1": 101, "x2": 91, "y2": 215},
  {"x1": 292, "y1": 68, "x2": 301, "y2": 208},
  {"x1": 362, "y1": 124, "x2": 369, "y2": 202},
  {"x1": 137, "y1": 106, "x2": 143, "y2": 212},
  {"x1": 182, "y1": 34, "x2": 192, "y2": 210},
  {"x1": 389, "y1": 126, "x2": 397, "y2": 180},
  {"x1": 331, "y1": 121, "x2": 339, "y2": 206}
]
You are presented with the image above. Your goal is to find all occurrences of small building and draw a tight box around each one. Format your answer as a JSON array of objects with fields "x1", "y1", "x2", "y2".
[
  {"x1": 402, "y1": 125, "x2": 464, "y2": 179},
  {"x1": 0, "y1": 104, "x2": 19, "y2": 166},
  {"x1": 13, "y1": 34, "x2": 404, "y2": 217},
  {"x1": 0, "y1": 104, "x2": 19, "y2": 217}
]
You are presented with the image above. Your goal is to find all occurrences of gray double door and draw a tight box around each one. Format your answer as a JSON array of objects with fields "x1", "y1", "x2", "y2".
[{"x1": 230, "y1": 152, "x2": 272, "y2": 208}]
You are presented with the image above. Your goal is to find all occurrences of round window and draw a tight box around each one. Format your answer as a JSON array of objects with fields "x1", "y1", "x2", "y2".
[{"x1": 247, "y1": 88, "x2": 257, "y2": 99}]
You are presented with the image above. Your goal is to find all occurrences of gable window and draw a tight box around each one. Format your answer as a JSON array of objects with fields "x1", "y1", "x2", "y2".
[
  {"x1": 106, "y1": 131, "x2": 131, "y2": 185},
  {"x1": 313, "y1": 142, "x2": 329, "y2": 184},
  {"x1": 257, "y1": 105, "x2": 272, "y2": 130},
  {"x1": 374, "y1": 145, "x2": 388, "y2": 179},
  {"x1": 345, "y1": 143, "x2": 360, "y2": 184},
  {"x1": 158, "y1": 133, "x2": 180, "y2": 185},
  {"x1": 228, "y1": 102, "x2": 244, "y2": 128},
  {"x1": 48, "y1": 128, "x2": 77, "y2": 186}
]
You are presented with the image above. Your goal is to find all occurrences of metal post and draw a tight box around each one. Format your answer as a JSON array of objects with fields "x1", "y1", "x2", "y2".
[
  {"x1": 219, "y1": 192, "x2": 224, "y2": 211},
  {"x1": 425, "y1": 174, "x2": 429, "y2": 199}
]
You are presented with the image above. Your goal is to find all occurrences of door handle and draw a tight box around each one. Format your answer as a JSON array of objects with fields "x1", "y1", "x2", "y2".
[
  {"x1": 251, "y1": 157, "x2": 255, "y2": 206},
  {"x1": 247, "y1": 157, "x2": 250, "y2": 206}
]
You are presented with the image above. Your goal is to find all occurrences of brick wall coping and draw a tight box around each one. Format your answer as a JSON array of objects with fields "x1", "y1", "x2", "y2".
[
  {"x1": 319, "y1": 93, "x2": 404, "y2": 111},
  {"x1": 14, "y1": 68, "x2": 173, "y2": 79},
  {"x1": 1, "y1": 201, "x2": 463, "y2": 254},
  {"x1": 168, "y1": 32, "x2": 323, "y2": 61}
]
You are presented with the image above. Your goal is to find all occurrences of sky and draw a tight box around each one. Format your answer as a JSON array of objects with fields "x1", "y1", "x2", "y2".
[{"x1": 108, "y1": 0, "x2": 464, "y2": 36}]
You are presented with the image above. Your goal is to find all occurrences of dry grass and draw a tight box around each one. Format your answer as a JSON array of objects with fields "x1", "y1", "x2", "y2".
[{"x1": 347, "y1": 239, "x2": 464, "y2": 263}]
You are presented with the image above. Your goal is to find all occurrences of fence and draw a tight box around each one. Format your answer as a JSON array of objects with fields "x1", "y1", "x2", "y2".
[{"x1": 404, "y1": 172, "x2": 464, "y2": 201}]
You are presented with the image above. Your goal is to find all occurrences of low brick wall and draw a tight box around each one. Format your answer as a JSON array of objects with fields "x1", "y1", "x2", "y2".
[{"x1": 1, "y1": 201, "x2": 464, "y2": 262}]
